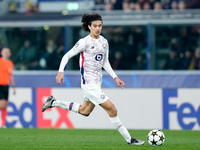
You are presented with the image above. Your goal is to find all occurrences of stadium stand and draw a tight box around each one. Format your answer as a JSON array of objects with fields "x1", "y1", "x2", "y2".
[{"x1": 0, "y1": 0, "x2": 200, "y2": 70}]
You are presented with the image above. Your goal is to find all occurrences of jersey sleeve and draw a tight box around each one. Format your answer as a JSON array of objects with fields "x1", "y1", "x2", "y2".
[
  {"x1": 103, "y1": 42, "x2": 117, "y2": 79},
  {"x1": 58, "y1": 39, "x2": 85, "y2": 72}
]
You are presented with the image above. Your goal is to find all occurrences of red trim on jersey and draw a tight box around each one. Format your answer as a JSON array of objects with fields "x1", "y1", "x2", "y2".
[
  {"x1": 81, "y1": 52, "x2": 84, "y2": 67},
  {"x1": 81, "y1": 52, "x2": 85, "y2": 84}
]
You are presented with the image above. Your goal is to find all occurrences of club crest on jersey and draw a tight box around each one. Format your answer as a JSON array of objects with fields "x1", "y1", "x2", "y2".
[{"x1": 95, "y1": 54, "x2": 103, "y2": 61}]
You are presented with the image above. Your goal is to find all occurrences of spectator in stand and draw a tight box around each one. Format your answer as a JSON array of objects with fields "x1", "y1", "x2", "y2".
[
  {"x1": 134, "y1": 2, "x2": 142, "y2": 11},
  {"x1": 105, "y1": 2, "x2": 114, "y2": 12},
  {"x1": 171, "y1": 0, "x2": 179, "y2": 10},
  {"x1": 37, "y1": 39, "x2": 64, "y2": 70},
  {"x1": 122, "y1": 1, "x2": 133, "y2": 12},
  {"x1": 32, "y1": 3, "x2": 40, "y2": 13},
  {"x1": 109, "y1": 28, "x2": 129, "y2": 69},
  {"x1": 132, "y1": 55, "x2": 146, "y2": 70},
  {"x1": 178, "y1": 0, "x2": 186, "y2": 10},
  {"x1": 128, "y1": 27, "x2": 146, "y2": 64},
  {"x1": 8, "y1": 2, "x2": 17, "y2": 14},
  {"x1": 162, "y1": 47, "x2": 181, "y2": 70},
  {"x1": 137, "y1": 0, "x2": 148, "y2": 8},
  {"x1": 180, "y1": 48, "x2": 193, "y2": 70},
  {"x1": 112, "y1": 51, "x2": 125, "y2": 70},
  {"x1": 143, "y1": 2, "x2": 151, "y2": 10},
  {"x1": 104, "y1": 0, "x2": 122, "y2": 10},
  {"x1": 178, "y1": 27, "x2": 189, "y2": 54},
  {"x1": 15, "y1": 39, "x2": 38, "y2": 70},
  {"x1": 154, "y1": 1, "x2": 162, "y2": 10},
  {"x1": 189, "y1": 47, "x2": 200, "y2": 70},
  {"x1": 95, "y1": 0, "x2": 200, "y2": 11},
  {"x1": 25, "y1": 1, "x2": 33, "y2": 14},
  {"x1": 122, "y1": 0, "x2": 136, "y2": 11},
  {"x1": 129, "y1": 1, "x2": 135, "y2": 10}
]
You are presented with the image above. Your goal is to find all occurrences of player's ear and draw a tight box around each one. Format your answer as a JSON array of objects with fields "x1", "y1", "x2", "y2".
[{"x1": 88, "y1": 25, "x2": 91, "y2": 30}]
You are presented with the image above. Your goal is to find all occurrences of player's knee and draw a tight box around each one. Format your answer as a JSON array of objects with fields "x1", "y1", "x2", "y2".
[{"x1": 0, "y1": 102, "x2": 8, "y2": 109}]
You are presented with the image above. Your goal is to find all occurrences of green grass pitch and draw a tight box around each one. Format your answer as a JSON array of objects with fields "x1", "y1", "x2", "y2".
[{"x1": 0, "y1": 129, "x2": 199, "y2": 150}]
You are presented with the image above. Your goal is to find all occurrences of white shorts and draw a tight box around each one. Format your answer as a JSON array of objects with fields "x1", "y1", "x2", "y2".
[{"x1": 81, "y1": 83, "x2": 109, "y2": 105}]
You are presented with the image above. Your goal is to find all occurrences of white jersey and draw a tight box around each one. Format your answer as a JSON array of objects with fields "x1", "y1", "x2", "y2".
[{"x1": 58, "y1": 34, "x2": 117, "y2": 84}]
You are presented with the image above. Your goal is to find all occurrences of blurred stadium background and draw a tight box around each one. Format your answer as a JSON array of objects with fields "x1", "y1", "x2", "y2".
[{"x1": 0, "y1": 0, "x2": 200, "y2": 130}]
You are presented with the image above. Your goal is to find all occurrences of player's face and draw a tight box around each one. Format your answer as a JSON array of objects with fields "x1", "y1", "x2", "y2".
[
  {"x1": 1, "y1": 48, "x2": 11, "y2": 60},
  {"x1": 89, "y1": 20, "x2": 102, "y2": 39}
]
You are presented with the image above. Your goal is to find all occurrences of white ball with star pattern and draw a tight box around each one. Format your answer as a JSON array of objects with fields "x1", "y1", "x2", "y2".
[{"x1": 147, "y1": 129, "x2": 165, "y2": 146}]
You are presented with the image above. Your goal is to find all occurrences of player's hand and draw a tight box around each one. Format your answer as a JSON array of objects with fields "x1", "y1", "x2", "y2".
[
  {"x1": 114, "y1": 77, "x2": 125, "y2": 90},
  {"x1": 56, "y1": 72, "x2": 65, "y2": 85},
  {"x1": 13, "y1": 88, "x2": 16, "y2": 95}
]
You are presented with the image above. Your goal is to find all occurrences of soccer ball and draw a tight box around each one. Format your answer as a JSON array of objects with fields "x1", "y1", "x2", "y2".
[{"x1": 147, "y1": 129, "x2": 165, "y2": 146}]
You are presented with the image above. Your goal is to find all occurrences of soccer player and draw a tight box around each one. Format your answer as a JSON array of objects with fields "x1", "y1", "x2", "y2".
[
  {"x1": 42, "y1": 13, "x2": 145, "y2": 145},
  {"x1": 0, "y1": 48, "x2": 16, "y2": 128}
]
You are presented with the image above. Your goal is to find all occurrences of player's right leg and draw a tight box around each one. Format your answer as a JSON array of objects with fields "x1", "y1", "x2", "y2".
[
  {"x1": 128, "y1": 137, "x2": 145, "y2": 145},
  {"x1": 100, "y1": 99, "x2": 145, "y2": 145},
  {"x1": 42, "y1": 96, "x2": 95, "y2": 116}
]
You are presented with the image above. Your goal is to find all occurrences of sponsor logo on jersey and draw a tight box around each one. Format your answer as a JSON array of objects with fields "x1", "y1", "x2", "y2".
[{"x1": 95, "y1": 54, "x2": 103, "y2": 61}]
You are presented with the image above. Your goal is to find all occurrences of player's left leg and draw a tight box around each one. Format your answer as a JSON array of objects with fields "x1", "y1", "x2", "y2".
[
  {"x1": 100, "y1": 99, "x2": 145, "y2": 145},
  {"x1": 42, "y1": 96, "x2": 95, "y2": 116},
  {"x1": 78, "y1": 99, "x2": 95, "y2": 116},
  {"x1": 0, "y1": 99, "x2": 8, "y2": 127}
]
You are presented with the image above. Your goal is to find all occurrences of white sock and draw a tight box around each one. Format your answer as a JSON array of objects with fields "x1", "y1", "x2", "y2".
[
  {"x1": 52, "y1": 100, "x2": 70, "y2": 109},
  {"x1": 69, "y1": 102, "x2": 80, "y2": 113},
  {"x1": 52, "y1": 100, "x2": 80, "y2": 113},
  {"x1": 110, "y1": 116, "x2": 132, "y2": 143}
]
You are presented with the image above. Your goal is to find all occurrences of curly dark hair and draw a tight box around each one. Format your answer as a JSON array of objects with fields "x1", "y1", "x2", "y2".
[{"x1": 81, "y1": 12, "x2": 102, "y2": 32}]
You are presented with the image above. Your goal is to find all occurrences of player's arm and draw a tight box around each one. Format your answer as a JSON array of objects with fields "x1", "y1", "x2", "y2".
[
  {"x1": 103, "y1": 46, "x2": 125, "y2": 89},
  {"x1": 10, "y1": 75, "x2": 16, "y2": 94},
  {"x1": 9, "y1": 64, "x2": 16, "y2": 94},
  {"x1": 56, "y1": 39, "x2": 85, "y2": 85}
]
